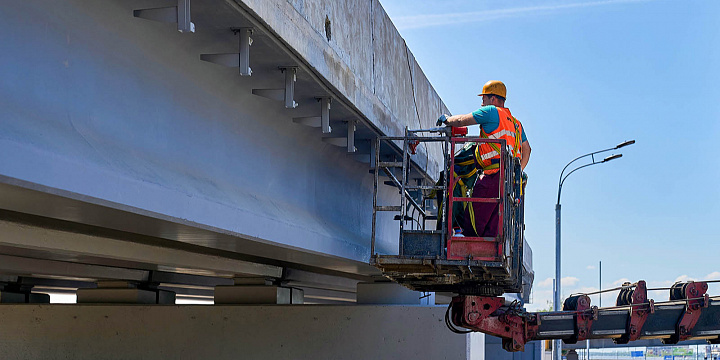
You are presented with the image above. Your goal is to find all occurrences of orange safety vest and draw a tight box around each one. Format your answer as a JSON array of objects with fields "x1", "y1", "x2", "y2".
[{"x1": 474, "y1": 107, "x2": 523, "y2": 175}]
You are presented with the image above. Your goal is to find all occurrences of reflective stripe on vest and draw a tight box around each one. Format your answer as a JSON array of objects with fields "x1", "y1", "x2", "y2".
[{"x1": 475, "y1": 107, "x2": 522, "y2": 175}]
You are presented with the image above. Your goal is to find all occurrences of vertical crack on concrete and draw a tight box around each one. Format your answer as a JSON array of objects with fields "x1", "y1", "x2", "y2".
[
  {"x1": 324, "y1": 15, "x2": 331, "y2": 41},
  {"x1": 370, "y1": 0, "x2": 375, "y2": 95}
]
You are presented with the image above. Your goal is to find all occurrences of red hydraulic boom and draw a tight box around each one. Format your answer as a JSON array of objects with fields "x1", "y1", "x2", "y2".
[{"x1": 449, "y1": 280, "x2": 720, "y2": 352}]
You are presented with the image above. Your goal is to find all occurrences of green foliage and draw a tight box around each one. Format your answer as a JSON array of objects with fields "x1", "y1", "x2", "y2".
[{"x1": 536, "y1": 300, "x2": 554, "y2": 312}]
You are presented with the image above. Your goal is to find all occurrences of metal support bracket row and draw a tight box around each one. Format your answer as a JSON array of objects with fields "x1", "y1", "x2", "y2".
[{"x1": 135, "y1": 4, "x2": 386, "y2": 169}]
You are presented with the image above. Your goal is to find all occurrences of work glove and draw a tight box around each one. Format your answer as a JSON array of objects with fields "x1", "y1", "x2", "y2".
[{"x1": 436, "y1": 114, "x2": 449, "y2": 127}]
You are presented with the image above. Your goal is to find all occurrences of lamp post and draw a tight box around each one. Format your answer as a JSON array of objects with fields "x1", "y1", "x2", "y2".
[{"x1": 553, "y1": 140, "x2": 635, "y2": 360}]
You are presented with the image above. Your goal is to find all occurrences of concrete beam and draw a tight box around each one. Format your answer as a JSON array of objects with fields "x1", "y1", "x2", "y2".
[
  {"x1": 0, "y1": 254, "x2": 147, "y2": 282},
  {"x1": 0, "y1": 304, "x2": 484, "y2": 359},
  {"x1": 0, "y1": 220, "x2": 282, "y2": 279}
]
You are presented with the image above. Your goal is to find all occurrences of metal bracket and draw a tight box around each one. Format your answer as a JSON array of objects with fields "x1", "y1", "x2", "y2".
[
  {"x1": 281, "y1": 67, "x2": 299, "y2": 109},
  {"x1": 451, "y1": 295, "x2": 538, "y2": 352},
  {"x1": 252, "y1": 67, "x2": 298, "y2": 107},
  {"x1": 316, "y1": 97, "x2": 331, "y2": 133},
  {"x1": 665, "y1": 281, "x2": 709, "y2": 344},
  {"x1": 321, "y1": 137, "x2": 347, "y2": 147},
  {"x1": 562, "y1": 294, "x2": 594, "y2": 344},
  {"x1": 292, "y1": 116, "x2": 321, "y2": 127},
  {"x1": 236, "y1": 28, "x2": 253, "y2": 76},
  {"x1": 347, "y1": 120, "x2": 357, "y2": 153},
  {"x1": 199, "y1": 28, "x2": 253, "y2": 76},
  {"x1": 133, "y1": 0, "x2": 195, "y2": 33},
  {"x1": 615, "y1": 280, "x2": 653, "y2": 344}
]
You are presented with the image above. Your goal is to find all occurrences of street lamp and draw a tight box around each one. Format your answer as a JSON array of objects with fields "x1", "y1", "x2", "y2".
[{"x1": 553, "y1": 140, "x2": 635, "y2": 360}]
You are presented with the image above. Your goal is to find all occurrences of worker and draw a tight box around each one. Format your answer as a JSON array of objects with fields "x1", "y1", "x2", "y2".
[{"x1": 436, "y1": 80, "x2": 531, "y2": 237}]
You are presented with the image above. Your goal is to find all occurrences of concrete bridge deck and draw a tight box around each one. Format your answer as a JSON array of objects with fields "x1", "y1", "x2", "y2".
[
  {"x1": 0, "y1": 2, "x2": 544, "y2": 359},
  {"x1": 0, "y1": 0, "x2": 453, "y2": 299}
]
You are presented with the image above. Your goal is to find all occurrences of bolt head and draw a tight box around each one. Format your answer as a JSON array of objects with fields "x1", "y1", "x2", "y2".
[{"x1": 468, "y1": 312, "x2": 479, "y2": 323}]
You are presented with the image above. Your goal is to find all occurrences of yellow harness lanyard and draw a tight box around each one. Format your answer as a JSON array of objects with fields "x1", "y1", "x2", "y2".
[{"x1": 509, "y1": 116, "x2": 523, "y2": 196}]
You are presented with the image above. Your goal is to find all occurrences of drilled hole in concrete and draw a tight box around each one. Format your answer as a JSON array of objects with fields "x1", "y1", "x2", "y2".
[{"x1": 325, "y1": 15, "x2": 331, "y2": 41}]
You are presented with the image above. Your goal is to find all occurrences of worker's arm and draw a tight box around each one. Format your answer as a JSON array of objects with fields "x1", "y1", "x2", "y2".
[
  {"x1": 520, "y1": 140, "x2": 531, "y2": 170},
  {"x1": 443, "y1": 113, "x2": 476, "y2": 127},
  {"x1": 437, "y1": 113, "x2": 476, "y2": 127}
]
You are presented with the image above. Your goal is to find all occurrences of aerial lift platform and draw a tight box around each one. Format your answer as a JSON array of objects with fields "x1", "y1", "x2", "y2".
[
  {"x1": 370, "y1": 126, "x2": 528, "y2": 297},
  {"x1": 370, "y1": 127, "x2": 720, "y2": 352}
]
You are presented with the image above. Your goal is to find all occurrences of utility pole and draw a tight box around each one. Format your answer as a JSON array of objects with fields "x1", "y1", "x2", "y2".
[{"x1": 554, "y1": 140, "x2": 634, "y2": 360}]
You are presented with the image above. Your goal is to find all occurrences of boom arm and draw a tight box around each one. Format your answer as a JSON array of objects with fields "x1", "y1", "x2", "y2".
[{"x1": 450, "y1": 280, "x2": 720, "y2": 352}]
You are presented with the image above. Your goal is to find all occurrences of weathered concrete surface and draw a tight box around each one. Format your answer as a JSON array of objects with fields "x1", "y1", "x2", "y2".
[
  {"x1": 0, "y1": 304, "x2": 484, "y2": 359},
  {"x1": 235, "y1": 0, "x2": 449, "y2": 175}
]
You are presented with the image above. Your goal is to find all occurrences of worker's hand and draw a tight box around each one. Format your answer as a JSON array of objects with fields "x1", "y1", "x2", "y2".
[{"x1": 436, "y1": 114, "x2": 449, "y2": 127}]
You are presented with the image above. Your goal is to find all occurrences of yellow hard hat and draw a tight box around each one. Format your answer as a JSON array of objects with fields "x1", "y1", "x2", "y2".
[{"x1": 478, "y1": 80, "x2": 506, "y2": 99}]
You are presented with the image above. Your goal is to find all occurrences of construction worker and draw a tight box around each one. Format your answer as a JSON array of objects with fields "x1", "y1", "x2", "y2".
[{"x1": 436, "y1": 80, "x2": 531, "y2": 237}]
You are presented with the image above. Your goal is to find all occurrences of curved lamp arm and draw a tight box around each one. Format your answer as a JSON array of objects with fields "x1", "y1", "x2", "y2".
[
  {"x1": 558, "y1": 140, "x2": 635, "y2": 188},
  {"x1": 556, "y1": 141, "x2": 633, "y2": 205}
]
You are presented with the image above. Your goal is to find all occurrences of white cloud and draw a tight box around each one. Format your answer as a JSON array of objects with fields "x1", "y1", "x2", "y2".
[
  {"x1": 675, "y1": 275, "x2": 697, "y2": 283},
  {"x1": 648, "y1": 279, "x2": 673, "y2": 288},
  {"x1": 392, "y1": 0, "x2": 657, "y2": 30},
  {"x1": 526, "y1": 289, "x2": 554, "y2": 311},
  {"x1": 612, "y1": 278, "x2": 632, "y2": 286},
  {"x1": 704, "y1": 272, "x2": 720, "y2": 280},
  {"x1": 648, "y1": 289, "x2": 668, "y2": 299},
  {"x1": 562, "y1": 276, "x2": 580, "y2": 287},
  {"x1": 570, "y1": 286, "x2": 599, "y2": 294},
  {"x1": 536, "y1": 276, "x2": 580, "y2": 289},
  {"x1": 537, "y1": 277, "x2": 554, "y2": 288},
  {"x1": 586, "y1": 265, "x2": 596, "y2": 270}
]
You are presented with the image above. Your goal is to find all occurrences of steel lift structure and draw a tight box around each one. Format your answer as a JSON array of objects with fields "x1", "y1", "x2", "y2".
[{"x1": 371, "y1": 128, "x2": 720, "y2": 352}]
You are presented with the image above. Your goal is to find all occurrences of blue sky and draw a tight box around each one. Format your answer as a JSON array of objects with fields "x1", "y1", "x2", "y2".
[{"x1": 380, "y1": 0, "x2": 720, "y2": 311}]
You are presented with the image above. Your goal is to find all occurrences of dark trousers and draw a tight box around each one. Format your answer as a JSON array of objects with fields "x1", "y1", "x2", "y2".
[{"x1": 459, "y1": 171, "x2": 500, "y2": 237}]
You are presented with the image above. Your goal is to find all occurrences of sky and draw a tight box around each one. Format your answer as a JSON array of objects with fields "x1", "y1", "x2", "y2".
[{"x1": 380, "y1": 0, "x2": 720, "y2": 311}]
